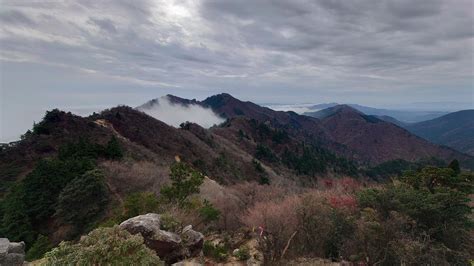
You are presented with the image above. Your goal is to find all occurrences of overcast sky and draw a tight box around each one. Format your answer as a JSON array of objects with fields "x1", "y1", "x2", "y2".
[{"x1": 1, "y1": 0, "x2": 473, "y2": 141}]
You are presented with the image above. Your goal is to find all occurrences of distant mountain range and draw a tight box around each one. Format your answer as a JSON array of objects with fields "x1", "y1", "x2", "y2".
[
  {"x1": 303, "y1": 104, "x2": 470, "y2": 165},
  {"x1": 304, "y1": 103, "x2": 449, "y2": 123},
  {"x1": 3, "y1": 93, "x2": 473, "y2": 194},
  {"x1": 140, "y1": 94, "x2": 472, "y2": 167},
  {"x1": 405, "y1": 110, "x2": 474, "y2": 156},
  {"x1": 305, "y1": 104, "x2": 474, "y2": 156}
]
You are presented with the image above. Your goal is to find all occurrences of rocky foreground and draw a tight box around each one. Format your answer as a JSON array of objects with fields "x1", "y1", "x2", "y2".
[
  {"x1": 0, "y1": 238, "x2": 26, "y2": 265},
  {"x1": 119, "y1": 213, "x2": 204, "y2": 264}
]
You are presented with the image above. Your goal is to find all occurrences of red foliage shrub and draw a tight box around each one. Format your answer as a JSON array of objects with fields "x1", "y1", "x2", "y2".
[
  {"x1": 241, "y1": 195, "x2": 300, "y2": 261},
  {"x1": 318, "y1": 177, "x2": 361, "y2": 193},
  {"x1": 327, "y1": 194, "x2": 358, "y2": 211}
]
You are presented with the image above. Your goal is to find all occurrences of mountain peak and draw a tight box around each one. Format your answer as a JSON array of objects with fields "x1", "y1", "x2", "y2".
[
  {"x1": 204, "y1": 93, "x2": 236, "y2": 102},
  {"x1": 212, "y1": 92, "x2": 234, "y2": 98},
  {"x1": 165, "y1": 94, "x2": 199, "y2": 105},
  {"x1": 202, "y1": 93, "x2": 239, "y2": 109},
  {"x1": 331, "y1": 104, "x2": 361, "y2": 114},
  {"x1": 138, "y1": 95, "x2": 199, "y2": 110},
  {"x1": 308, "y1": 104, "x2": 362, "y2": 119}
]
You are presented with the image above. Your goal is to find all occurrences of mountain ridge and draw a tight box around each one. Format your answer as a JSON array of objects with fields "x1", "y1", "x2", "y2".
[
  {"x1": 405, "y1": 110, "x2": 474, "y2": 155},
  {"x1": 139, "y1": 94, "x2": 472, "y2": 167},
  {"x1": 305, "y1": 103, "x2": 450, "y2": 123}
]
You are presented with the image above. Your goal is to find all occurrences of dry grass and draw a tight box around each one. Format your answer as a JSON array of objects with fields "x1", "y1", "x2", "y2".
[{"x1": 100, "y1": 160, "x2": 170, "y2": 196}]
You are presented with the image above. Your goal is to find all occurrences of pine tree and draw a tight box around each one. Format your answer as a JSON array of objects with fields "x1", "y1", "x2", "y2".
[
  {"x1": 448, "y1": 159, "x2": 461, "y2": 175},
  {"x1": 105, "y1": 136, "x2": 123, "y2": 159},
  {"x1": 160, "y1": 162, "x2": 204, "y2": 206}
]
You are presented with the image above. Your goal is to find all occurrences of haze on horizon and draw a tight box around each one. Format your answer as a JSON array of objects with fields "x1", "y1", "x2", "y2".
[{"x1": 1, "y1": 0, "x2": 473, "y2": 142}]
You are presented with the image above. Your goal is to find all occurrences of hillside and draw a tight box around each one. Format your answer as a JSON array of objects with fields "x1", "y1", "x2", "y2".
[
  {"x1": 197, "y1": 95, "x2": 472, "y2": 167},
  {"x1": 1, "y1": 103, "x2": 361, "y2": 195},
  {"x1": 405, "y1": 110, "x2": 474, "y2": 155},
  {"x1": 92, "y1": 106, "x2": 300, "y2": 186},
  {"x1": 1, "y1": 96, "x2": 473, "y2": 265},
  {"x1": 1, "y1": 97, "x2": 472, "y2": 233},
  {"x1": 0, "y1": 102, "x2": 363, "y2": 248},
  {"x1": 138, "y1": 94, "x2": 474, "y2": 168},
  {"x1": 374, "y1": 115, "x2": 407, "y2": 127}
]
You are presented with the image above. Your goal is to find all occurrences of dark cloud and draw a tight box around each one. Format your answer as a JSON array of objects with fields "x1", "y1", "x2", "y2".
[
  {"x1": 386, "y1": 0, "x2": 442, "y2": 19},
  {"x1": 88, "y1": 17, "x2": 117, "y2": 34},
  {"x1": 0, "y1": 9, "x2": 35, "y2": 26}
]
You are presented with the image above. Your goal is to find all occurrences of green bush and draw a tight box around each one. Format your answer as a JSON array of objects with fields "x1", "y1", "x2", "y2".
[
  {"x1": 252, "y1": 159, "x2": 270, "y2": 185},
  {"x1": 123, "y1": 192, "x2": 161, "y2": 219},
  {"x1": 0, "y1": 183, "x2": 36, "y2": 246},
  {"x1": 259, "y1": 175, "x2": 270, "y2": 185},
  {"x1": 355, "y1": 166, "x2": 473, "y2": 264},
  {"x1": 203, "y1": 240, "x2": 228, "y2": 262},
  {"x1": 365, "y1": 157, "x2": 446, "y2": 179},
  {"x1": 23, "y1": 158, "x2": 95, "y2": 224},
  {"x1": 58, "y1": 138, "x2": 101, "y2": 160},
  {"x1": 26, "y1": 234, "x2": 52, "y2": 261},
  {"x1": 237, "y1": 129, "x2": 249, "y2": 141},
  {"x1": 252, "y1": 159, "x2": 265, "y2": 173},
  {"x1": 0, "y1": 136, "x2": 123, "y2": 248},
  {"x1": 235, "y1": 245, "x2": 251, "y2": 261},
  {"x1": 0, "y1": 156, "x2": 96, "y2": 247},
  {"x1": 55, "y1": 169, "x2": 108, "y2": 228},
  {"x1": 42, "y1": 226, "x2": 163, "y2": 265},
  {"x1": 199, "y1": 199, "x2": 221, "y2": 224},
  {"x1": 255, "y1": 144, "x2": 278, "y2": 162},
  {"x1": 159, "y1": 213, "x2": 180, "y2": 232},
  {"x1": 105, "y1": 136, "x2": 123, "y2": 159},
  {"x1": 281, "y1": 144, "x2": 358, "y2": 176},
  {"x1": 59, "y1": 137, "x2": 123, "y2": 160},
  {"x1": 160, "y1": 162, "x2": 204, "y2": 206}
]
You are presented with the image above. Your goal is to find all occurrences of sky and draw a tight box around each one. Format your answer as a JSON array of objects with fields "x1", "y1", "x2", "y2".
[{"x1": 1, "y1": 0, "x2": 473, "y2": 141}]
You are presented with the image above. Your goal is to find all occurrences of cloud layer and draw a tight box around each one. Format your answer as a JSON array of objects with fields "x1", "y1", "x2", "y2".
[
  {"x1": 1, "y1": 0, "x2": 473, "y2": 141},
  {"x1": 1, "y1": 0, "x2": 473, "y2": 97},
  {"x1": 138, "y1": 96, "x2": 225, "y2": 128}
]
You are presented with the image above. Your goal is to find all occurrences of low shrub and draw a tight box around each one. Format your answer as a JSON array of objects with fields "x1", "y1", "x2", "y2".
[
  {"x1": 199, "y1": 199, "x2": 221, "y2": 224},
  {"x1": 203, "y1": 240, "x2": 229, "y2": 262},
  {"x1": 235, "y1": 245, "x2": 251, "y2": 261},
  {"x1": 122, "y1": 192, "x2": 161, "y2": 220},
  {"x1": 241, "y1": 195, "x2": 300, "y2": 261},
  {"x1": 159, "y1": 213, "x2": 180, "y2": 232},
  {"x1": 25, "y1": 234, "x2": 52, "y2": 261},
  {"x1": 42, "y1": 226, "x2": 163, "y2": 265}
]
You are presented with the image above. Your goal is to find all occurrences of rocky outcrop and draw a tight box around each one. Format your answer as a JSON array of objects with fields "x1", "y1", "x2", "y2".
[
  {"x1": 119, "y1": 213, "x2": 204, "y2": 264},
  {"x1": 0, "y1": 238, "x2": 25, "y2": 266},
  {"x1": 181, "y1": 225, "x2": 204, "y2": 258}
]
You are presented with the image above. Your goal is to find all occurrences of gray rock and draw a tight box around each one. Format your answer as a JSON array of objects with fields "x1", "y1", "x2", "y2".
[
  {"x1": 0, "y1": 238, "x2": 25, "y2": 266},
  {"x1": 120, "y1": 213, "x2": 183, "y2": 264},
  {"x1": 120, "y1": 214, "x2": 205, "y2": 264},
  {"x1": 0, "y1": 238, "x2": 9, "y2": 253},
  {"x1": 119, "y1": 213, "x2": 163, "y2": 238},
  {"x1": 7, "y1": 242, "x2": 25, "y2": 254},
  {"x1": 181, "y1": 225, "x2": 204, "y2": 257}
]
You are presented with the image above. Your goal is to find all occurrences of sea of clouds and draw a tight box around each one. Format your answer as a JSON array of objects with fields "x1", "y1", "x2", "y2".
[{"x1": 138, "y1": 96, "x2": 225, "y2": 128}]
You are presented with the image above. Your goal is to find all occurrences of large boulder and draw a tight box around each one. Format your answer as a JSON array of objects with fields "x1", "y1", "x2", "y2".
[
  {"x1": 119, "y1": 213, "x2": 204, "y2": 264},
  {"x1": 181, "y1": 225, "x2": 204, "y2": 257},
  {"x1": 119, "y1": 213, "x2": 182, "y2": 262},
  {"x1": 0, "y1": 238, "x2": 25, "y2": 266}
]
